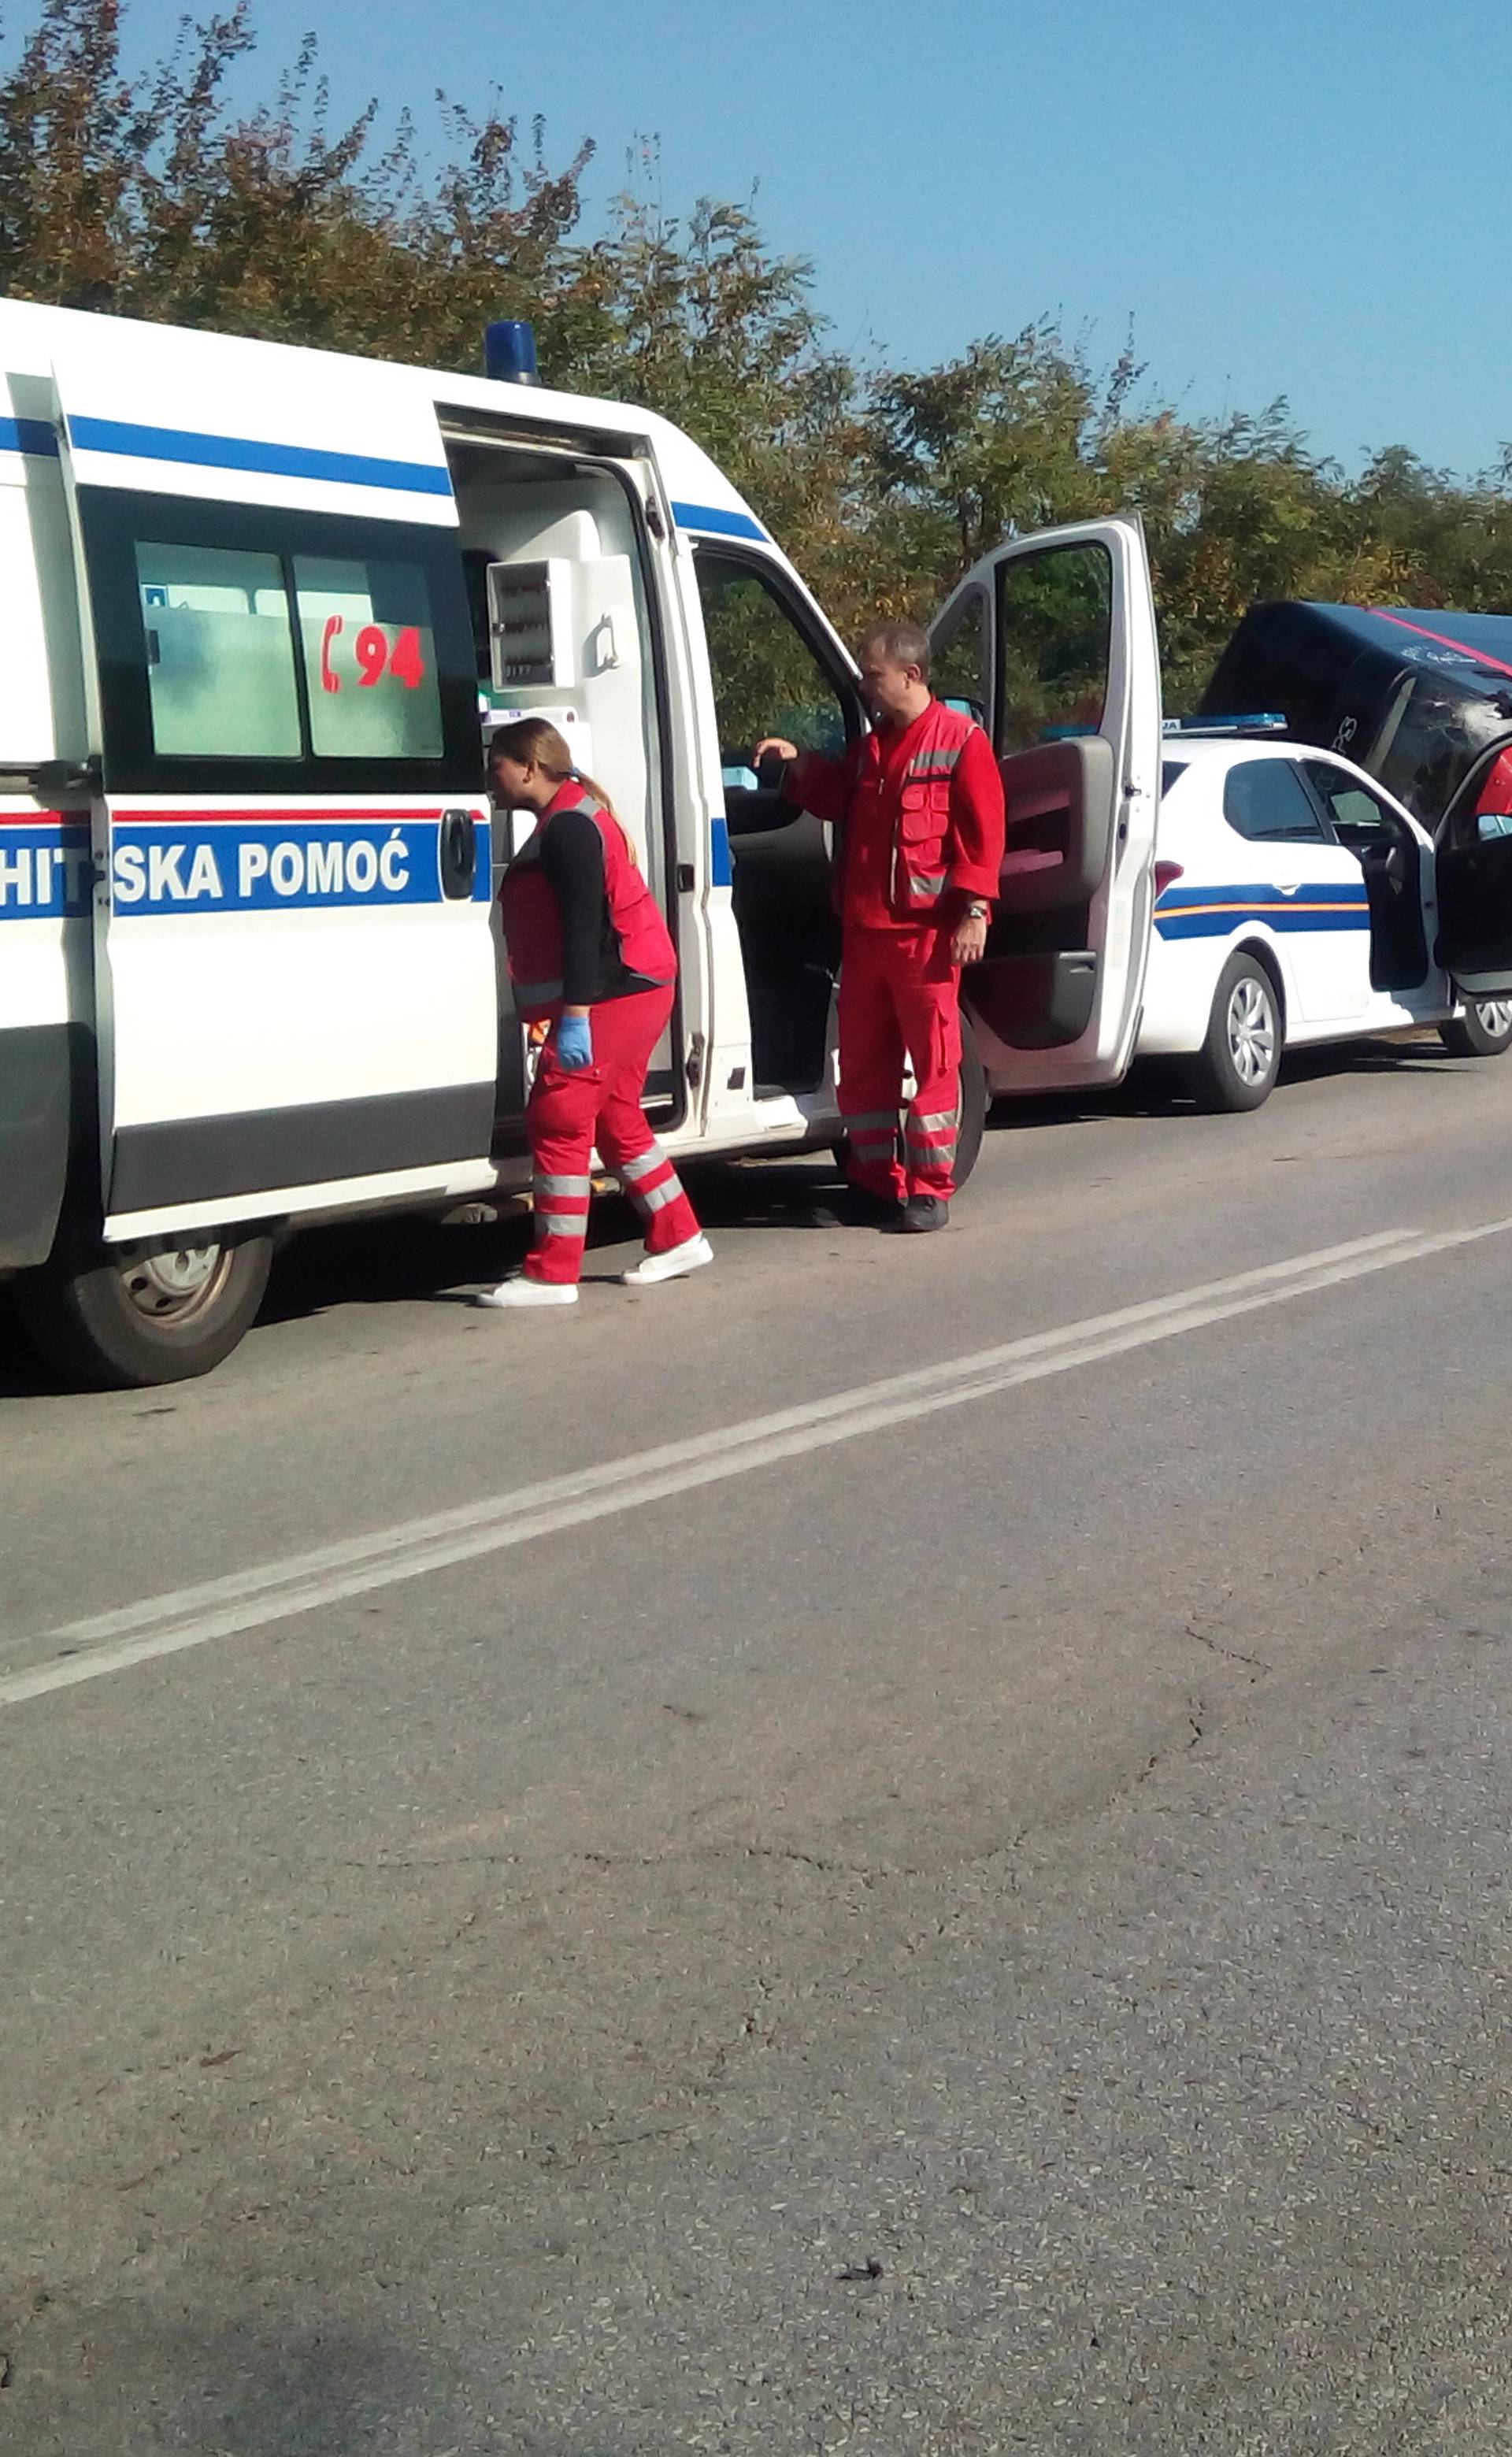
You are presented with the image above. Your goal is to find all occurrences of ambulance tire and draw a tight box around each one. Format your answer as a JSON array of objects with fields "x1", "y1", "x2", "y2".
[
  {"x1": 828, "y1": 1012, "x2": 988, "y2": 1190},
  {"x1": 1186, "y1": 952, "x2": 1282, "y2": 1113},
  {"x1": 24, "y1": 1228, "x2": 274, "y2": 1389},
  {"x1": 954, "y1": 1010, "x2": 988, "y2": 1188},
  {"x1": 1439, "y1": 998, "x2": 1512, "y2": 1058}
]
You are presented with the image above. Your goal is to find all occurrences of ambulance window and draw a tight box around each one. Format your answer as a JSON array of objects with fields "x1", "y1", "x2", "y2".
[
  {"x1": 695, "y1": 553, "x2": 852, "y2": 758},
  {"x1": 995, "y1": 543, "x2": 1112, "y2": 755},
  {"x1": 295, "y1": 555, "x2": 444, "y2": 759},
  {"x1": 135, "y1": 540, "x2": 301, "y2": 759}
]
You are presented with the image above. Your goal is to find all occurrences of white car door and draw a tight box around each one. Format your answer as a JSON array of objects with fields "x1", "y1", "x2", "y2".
[
  {"x1": 930, "y1": 515, "x2": 1162, "y2": 1091},
  {"x1": 1214, "y1": 754, "x2": 1373, "y2": 1026},
  {"x1": 1300, "y1": 758, "x2": 1439, "y2": 1021}
]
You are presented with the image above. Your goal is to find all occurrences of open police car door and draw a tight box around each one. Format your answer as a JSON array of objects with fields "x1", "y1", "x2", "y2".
[
  {"x1": 930, "y1": 515, "x2": 1162, "y2": 1092},
  {"x1": 1433, "y1": 743, "x2": 1512, "y2": 1000},
  {"x1": 50, "y1": 324, "x2": 497, "y2": 1283}
]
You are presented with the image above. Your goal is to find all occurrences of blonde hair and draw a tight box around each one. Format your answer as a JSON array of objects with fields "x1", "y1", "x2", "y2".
[{"x1": 489, "y1": 717, "x2": 622, "y2": 832}]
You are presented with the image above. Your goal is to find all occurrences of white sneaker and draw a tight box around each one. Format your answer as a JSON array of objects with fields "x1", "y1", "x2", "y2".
[
  {"x1": 620, "y1": 1232, "x2": 714, "y2": 1287},
  {"x1": 475, "y1": 1277, "x2": 579, "y2": 1309}
]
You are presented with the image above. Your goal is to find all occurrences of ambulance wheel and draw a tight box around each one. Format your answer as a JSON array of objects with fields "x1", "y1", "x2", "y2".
[
  {"x1": 954, "y1": 1010, "x2": 988, "y2": 1188},
  {"x1": 1186, "y1": 953, "x2": 1282, "y2": 1112},
  {"x1": 828, "y1": 1012, "x2": 988, "y2": 1188},
  {"x1": 25, "y1": 1229, "x2": 273, "y2": 1389},
  {"x1": 1439, "y1": 998, "x2": 1512, "y2": 1058}
]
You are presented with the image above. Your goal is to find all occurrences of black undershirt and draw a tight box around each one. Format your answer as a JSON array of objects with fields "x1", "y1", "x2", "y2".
[{"x1": 538, "y1": 808, "x2": 661, "y2": 1006}]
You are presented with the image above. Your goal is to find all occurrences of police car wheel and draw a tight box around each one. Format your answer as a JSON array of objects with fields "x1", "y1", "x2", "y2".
[
  {"x1": 1187, "y1": 953, "x2": 1282, "y2": 1113},
  {"x1": 1439, "y1": 999, "x2": 1512, "y2": 1058},
  {"x1": 27, "y1": 1230, "x2": 274, "y2": 1389}
]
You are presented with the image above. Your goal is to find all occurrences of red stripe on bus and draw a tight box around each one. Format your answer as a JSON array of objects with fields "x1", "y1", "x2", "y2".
[{"x1": 1367, "y1": 609, "x2": 1512, "y2": 680}]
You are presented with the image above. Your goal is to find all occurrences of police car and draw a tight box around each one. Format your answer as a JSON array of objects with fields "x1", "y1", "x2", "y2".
[
  {"x1": 1132, "y1": 731, "x2": 1512, "y2": 1108},
  {"x1": 931, "y1": 521, "x2": 1512, "y2": 1117}
]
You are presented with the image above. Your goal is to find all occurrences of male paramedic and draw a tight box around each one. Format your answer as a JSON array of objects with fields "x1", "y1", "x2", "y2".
[{"x1": 756, "y1": 621, "x2": 1006, "y2": 1232}]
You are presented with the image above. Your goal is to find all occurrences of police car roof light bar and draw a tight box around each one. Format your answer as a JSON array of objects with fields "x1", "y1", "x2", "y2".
[{"x1": 1162, "y1": 713, "x2": 1288, "y2": 736}]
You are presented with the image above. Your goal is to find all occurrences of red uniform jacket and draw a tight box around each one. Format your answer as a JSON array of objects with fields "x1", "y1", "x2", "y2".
[
  {"x1": 498, "y1": 785, "x2": 674, "y2": 1022},
  {"x1": 789, "y1": 700, "x2": 1006, "y2": 929}
]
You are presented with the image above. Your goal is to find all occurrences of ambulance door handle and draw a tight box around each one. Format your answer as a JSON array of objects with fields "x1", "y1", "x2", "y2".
[{"x1": 439, "y1": 808, "x2": 477, "y2": 900}]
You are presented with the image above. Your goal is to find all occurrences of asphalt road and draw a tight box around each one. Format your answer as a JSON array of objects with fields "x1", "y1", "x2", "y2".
[{"x1": 6, "y1": 1035, "x2": 1512, "y2": 2455}]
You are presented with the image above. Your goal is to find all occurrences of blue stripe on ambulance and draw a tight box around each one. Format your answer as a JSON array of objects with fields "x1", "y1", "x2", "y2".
[
  {"x1": 671, "y1": 499, "x2": 766, "y2": 542},
  {"x1": 710, "y1": 814, "x2": 732, "y2": 887},
  {"x1": 0, "y1": 416, "x2": 59, "y2": 458},
  {"x1": 0, "y1": 813, "x2": 491, "y2": 918},
  {"x1": 61, "y1": 414, "x2": 453, "y2": 498},
  {"x1": 1154, "y1": 881, "x2": 1370, "y2": 939},
  {"x1": 0, "y1": 821, "x2": 92, "y2": 917}
]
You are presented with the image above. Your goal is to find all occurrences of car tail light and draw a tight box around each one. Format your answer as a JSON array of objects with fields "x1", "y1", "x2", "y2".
[{"x1": 1154, "y1": 859, "x2": 1184, "y2": 899}]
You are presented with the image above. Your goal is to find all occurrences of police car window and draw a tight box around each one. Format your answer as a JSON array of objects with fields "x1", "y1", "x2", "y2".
[
  {"x1": 135, "y1": 541, "x2": 301, "y2": 759},
  {"x1": 996, "y1": 543, "x2": 1111, "y2": 755},
  {"x1": 695, "y1": 554, "x2": 848, "y2": 759},
  {"x1": 1222, "y1": 760, "x2": 1329, "y2": 843},
  {"x1": 1303, "y1": 763, "x2": 1402, "y2": 846},
  {"x1": 294, "y1": 556, "x2": 444, "y2": 759}
]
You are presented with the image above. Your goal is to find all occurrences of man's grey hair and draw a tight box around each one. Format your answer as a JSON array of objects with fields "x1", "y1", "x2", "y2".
[{"x1": 856, "y1": 619, "x2": 932, "y2": 680}]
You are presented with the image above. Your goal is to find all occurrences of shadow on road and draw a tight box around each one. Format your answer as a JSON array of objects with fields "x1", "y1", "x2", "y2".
[{"x1": 0, "y1": 1030, "x2": 1474, "y2": 1396}]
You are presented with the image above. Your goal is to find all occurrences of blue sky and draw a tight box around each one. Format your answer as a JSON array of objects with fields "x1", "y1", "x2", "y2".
[{"x1": 30, "y1": 0, "x2": 1512, "y2": 477}]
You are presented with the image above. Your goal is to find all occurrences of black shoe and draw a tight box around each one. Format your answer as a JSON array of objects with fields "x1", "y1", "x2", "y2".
[
  {"x1": 899, "y1": 1194, "x2": 951, "y2": 1233},
  {"x1": 812, "y1": 1185, "x2": 903, "y2": 1230}
]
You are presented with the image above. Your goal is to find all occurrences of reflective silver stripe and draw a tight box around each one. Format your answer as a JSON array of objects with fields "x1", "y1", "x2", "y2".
[
  {"x1": 839, "y1": 1110, "x2": 899, "y2": 1132},
  {"x1": 514, "y1": 976, "x2": 563, "y2": 1006},
  {"x1": 535, "y1": 1173, "x2": 591, "y2": 1198},
  {"x1": 535, "y1": 1212, "x2": 588, "y2": 1240},
  {"x1": 630, "y1": 1175, "x2": 685, "y2": 1214},
  {"x1": 619, "y1": 1147, "x2": 666, "y2": 1184},
  {"x1": 906, "y1": 750, "x2": 961, "y2": 776},
  {"x1": 911, "y1": 1110, "x2": 959, "y2": 1134},
  {"x1": 908, "y1": 871, "x2": 947, "y2": 898},
  {"x1": 850, "y1": 1138, "x2": 897, "y2": 1161}
]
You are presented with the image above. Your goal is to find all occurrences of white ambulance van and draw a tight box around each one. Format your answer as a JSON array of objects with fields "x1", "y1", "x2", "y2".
[{"x1": 0, "y1": 298, "x2": 1163, "y2": 1386}]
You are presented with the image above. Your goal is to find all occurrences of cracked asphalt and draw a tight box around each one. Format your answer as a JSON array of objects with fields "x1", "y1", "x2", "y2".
[{"x1": 5, "y1": 1036, "x2": 1512, "y2": 2454}]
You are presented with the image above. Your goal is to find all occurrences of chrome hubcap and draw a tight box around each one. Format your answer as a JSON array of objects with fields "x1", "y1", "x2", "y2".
[
  {"x1": 1476, "y1": 1000, "x2": 1512, "y2": 1035},
  {"x1": 119, "y1": 1241, "x2": 229, "y2": 1324},
  {"x1": 1227, "y1": 976, "x2": 1277, "y2": 1085}
]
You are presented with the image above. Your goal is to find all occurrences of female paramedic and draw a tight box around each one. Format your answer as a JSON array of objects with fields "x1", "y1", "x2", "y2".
[{"x1": 479, "y1": 719, "x2": 713, "y2": 1309}]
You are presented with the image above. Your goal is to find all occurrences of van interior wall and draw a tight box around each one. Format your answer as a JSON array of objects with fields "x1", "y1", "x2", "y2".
[{"x1": 451, "y1": 457, "x2": 660, "y2": 882}]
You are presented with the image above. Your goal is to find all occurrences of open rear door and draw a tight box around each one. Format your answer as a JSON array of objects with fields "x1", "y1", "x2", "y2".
[
  {"x1": 1434, "y1": 745, "x2": 1512, "y2": 998},
  {"x1": 50, "y1": 323, "x2": 498, "y2": 1240},
  {"x1": 931, "y1": 515, "x2": 1162, "y2": 1091}
]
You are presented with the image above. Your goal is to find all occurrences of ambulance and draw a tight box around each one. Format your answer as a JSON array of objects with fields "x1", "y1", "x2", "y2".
[{"x1": 0, "y1": 300, "x2": 1164, "y2": 1387}]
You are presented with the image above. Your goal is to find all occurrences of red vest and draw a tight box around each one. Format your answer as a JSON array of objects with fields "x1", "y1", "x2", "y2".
[
  {"x1": 845, "y1": 700, "x2": 984, "y2": 920},
  {"x1": 499, "y1": 788, "x2": 675, "y2": 1021}
]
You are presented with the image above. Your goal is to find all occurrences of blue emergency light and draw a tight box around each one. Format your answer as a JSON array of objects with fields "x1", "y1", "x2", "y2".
[
  {"x1": 484, "y1": 320, "x2": 539, "y2": 385},
  {"x1": 1163, "y1": 713, "x2": 1287, "y2": 735}
]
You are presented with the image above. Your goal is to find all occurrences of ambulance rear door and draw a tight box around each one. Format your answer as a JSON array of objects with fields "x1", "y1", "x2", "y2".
[
  {"x1": 931, "y1": 515, "x2": 1163, "y2": 1091},
  {"x1": 50, "y1": 329, "x2": 497, "y2": 1241}
]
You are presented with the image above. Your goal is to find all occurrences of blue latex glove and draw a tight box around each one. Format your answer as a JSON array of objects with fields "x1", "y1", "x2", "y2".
[{"x1": 554, "y1": 1011, "x2": 594, "y2": 1070}]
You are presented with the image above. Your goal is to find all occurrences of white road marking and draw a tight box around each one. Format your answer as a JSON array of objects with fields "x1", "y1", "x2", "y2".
[{"x1": 4, "y1": 1218, "x2": 1508, "y2": 1712}]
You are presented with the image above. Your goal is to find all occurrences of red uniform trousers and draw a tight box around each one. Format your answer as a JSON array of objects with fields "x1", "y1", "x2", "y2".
[
  {"x1": 837, "y1": 925, "x2": 963, "y2": 1202},
  {"x1": 525, "y1": 984, "x2": 702, "y2": 1284}
]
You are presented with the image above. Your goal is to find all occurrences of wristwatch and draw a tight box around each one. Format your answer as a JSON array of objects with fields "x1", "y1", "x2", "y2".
[{"x1": 963, "y1": 899, "x2": 990, "y2": 921}]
